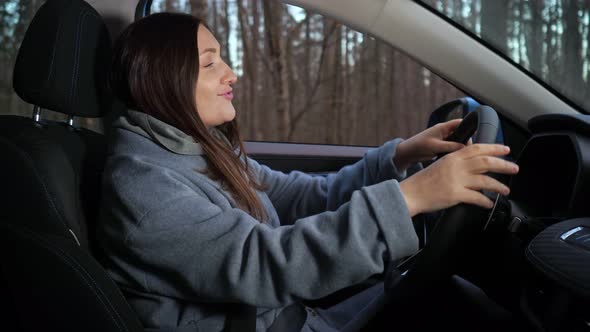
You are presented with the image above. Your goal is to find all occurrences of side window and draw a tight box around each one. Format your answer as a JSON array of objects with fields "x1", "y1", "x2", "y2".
[
  {"x1": 152, "y1": 0, "x2": 467, "y2": 146},
  {"x1": 1, "y1": 1, "x2": 45, "y2": 117},
  {"x1": 0, "y1": 0, "x2": 102, "y2": 132}
]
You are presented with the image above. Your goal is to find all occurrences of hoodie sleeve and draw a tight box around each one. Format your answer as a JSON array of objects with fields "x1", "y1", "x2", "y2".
[
  {"x1": 99, "y1": 157, "x2": 418, "y2": 309},
  {"x1": 249, "y1": 138, "x2": 423, "y2": 224}
]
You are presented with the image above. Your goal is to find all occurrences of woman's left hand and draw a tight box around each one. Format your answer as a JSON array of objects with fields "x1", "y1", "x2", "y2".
[{"x1": 394, "y1": 119, "x2": 466, "y2": 171}]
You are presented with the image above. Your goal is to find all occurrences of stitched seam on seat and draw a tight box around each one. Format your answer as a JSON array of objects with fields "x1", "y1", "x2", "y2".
[
  {"x1": 20, "y1": 146, "x2": 68, "y2": 231},
  {"x1": 60, "y1": 256, "x2": 127, "y2": 332},
  {"x1": 14, "y1": 226, "x2": 131, "y2": 332},
  {"x1": 33, "y1": 4, "x2": 62, "y2": 91},
  {"x1": 47, "y1": 19, "x2": 62, "y2": 91},
  {"x1": 70, "y1": 10, "x2": 101, "y2": 113},
  {"x1": 45, "y1": 17, "x2": 62, "y2": 96},
  {"x1": 70, "y1": 9, "x2": 87, "y2": 107},
  {"x1": 73, "y1": 169, "x2": 83, "y2": 241},
  {"x1": 70, "y1": 9, "x2": 83, "y2": 104},
  {"x1": 24, "y1": 3, "x2": 63, "y2": 96}
]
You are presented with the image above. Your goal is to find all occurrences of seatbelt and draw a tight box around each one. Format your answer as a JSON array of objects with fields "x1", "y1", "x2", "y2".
[
  {"x1": 267, "y1": 303, "x2": 307, "y2": 332},
  {"x1": 226, "y1": 303, "x2": 306, "y2": 332}
]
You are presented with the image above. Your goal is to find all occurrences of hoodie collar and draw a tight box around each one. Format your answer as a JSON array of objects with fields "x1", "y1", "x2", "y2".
[{"x1": 114, "y1": 109, "x2": 230, "y2": 156}]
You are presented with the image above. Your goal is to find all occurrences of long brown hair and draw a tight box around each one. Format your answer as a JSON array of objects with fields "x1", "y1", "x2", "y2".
[{"x1": 110, "y1": 13, "x2": 267, "y2": 222}]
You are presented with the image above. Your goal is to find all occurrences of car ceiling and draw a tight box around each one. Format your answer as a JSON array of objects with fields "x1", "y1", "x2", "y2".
[{"x1": 90, "y1": 0, "x2": 580, "y2": 132}]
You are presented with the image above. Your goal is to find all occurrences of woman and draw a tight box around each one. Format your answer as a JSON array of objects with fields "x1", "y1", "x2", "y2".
[{"x1": 97, "y1": 12, "x2": 519, "y2": 332}]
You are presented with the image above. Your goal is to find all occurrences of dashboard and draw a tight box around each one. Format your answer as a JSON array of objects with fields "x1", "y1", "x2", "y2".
[
  {"x1": 502, "y1": 114, "x2": 590, "y2": 331},
  {"x1": 510, "y1": 114, "x2": 590, "y2": 219}
]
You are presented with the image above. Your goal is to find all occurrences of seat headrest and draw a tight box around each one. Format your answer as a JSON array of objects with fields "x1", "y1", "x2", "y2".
[{"x1": 13, "y1": 0, "x2": 113, "y2": 118}]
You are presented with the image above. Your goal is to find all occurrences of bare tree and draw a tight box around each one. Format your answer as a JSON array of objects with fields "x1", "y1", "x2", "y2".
[
  {"x1": 0, "y1": 0, "x2": 474, "y2": 143},
  {"x1": 481, "y1": 1, "x2": 509, "y2": 54},
  {"x1": 563, "y1": 0, "x2": 584, "y2": 98},
  {"x1": 189, "y1": 0, "x2": 207, "y2": 18},
  {"x1": 526, "y1": 0, "x2": 545, "y2": 73},
  {"x1": 262, "y1": 0, "x2": 291, "y2": 140}
]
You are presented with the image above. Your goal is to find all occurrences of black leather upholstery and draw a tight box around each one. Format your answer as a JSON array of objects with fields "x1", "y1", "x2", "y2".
[{"x1": 0, "y1": 0, "x2": 142, "y2": 331}]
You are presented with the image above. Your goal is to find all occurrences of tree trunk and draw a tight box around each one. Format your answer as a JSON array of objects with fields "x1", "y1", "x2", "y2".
[
  {"x1": 189, "y1": 0, "x2": 208, "y2": 19},
  {"x1": 545, "y1": 3, "x2": 560, "y2": 84},
  {"x1": 304, "y1": 15, "x2": 311, "y2": 105},
  {"x1": 236, "y1": 0, "x2": 251, "y2": 139},
  {"x1": 332, "y1": 24, "x2": 342, "y2": 144},
  {"x1": 164, "y1": 0, "x2": 176, "y2": 12},
  {"x1": 263, "y1": 0, "x2": 290, "y2": 141},
  {"x1": 388, "y1": 51, "x2": 397, "y2": 138},
  {"x1": 469, "y1": 0, "x2": 478, "y2": 31},
  {"x1": 222, "y1": 0, "x2": 232, "y2": 70},
  {"x1": 373, "y1": 40, "x2": 381, "y2": 143},
  {"x1": 250, "y1": 0, "x2": 261, "y2": 140},
  {"x1": 481, "y1": 1, "x2": 509, "y2": 54},
  {"x1": 344, "y1": 27, "x2": 352, "y2": 144},
  {"x1": 526, "y1": 0, "x2": 544, "y2": 74},
  {"x1": 563, "y1": 0, "x2": 583, "y2": 98},
  {"x1": 211, "y1": 0, "x2": 218, "y2": 37}
]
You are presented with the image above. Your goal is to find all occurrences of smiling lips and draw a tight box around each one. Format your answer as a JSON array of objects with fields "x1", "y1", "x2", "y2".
[{"x1": 219, "y1": 90, "x2": 233, "y2": 101}]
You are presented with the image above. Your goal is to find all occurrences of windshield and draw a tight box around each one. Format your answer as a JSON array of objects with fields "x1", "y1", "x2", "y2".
[{"x1": 420, "y1": 0, "x2": 590, "y2": 113}]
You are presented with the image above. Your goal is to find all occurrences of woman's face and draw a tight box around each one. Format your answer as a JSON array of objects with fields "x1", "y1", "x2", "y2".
[{"x1": 195, "y1": 25, "x2": 237, "y2": 128}]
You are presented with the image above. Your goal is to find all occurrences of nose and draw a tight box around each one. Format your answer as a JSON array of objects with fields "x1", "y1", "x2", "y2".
[{"x1": 222, "y1": 62, "x2": 237, "y2": 85}]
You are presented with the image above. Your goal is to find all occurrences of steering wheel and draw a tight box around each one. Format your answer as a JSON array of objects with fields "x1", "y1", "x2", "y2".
[{"x1": 386, "y1": 105, "x2": 501, "y2": 297}]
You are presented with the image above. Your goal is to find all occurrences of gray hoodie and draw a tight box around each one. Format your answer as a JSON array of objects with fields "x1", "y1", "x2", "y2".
[{"x1": 96, "y1": 110, "x2": 420, "y2": 331}]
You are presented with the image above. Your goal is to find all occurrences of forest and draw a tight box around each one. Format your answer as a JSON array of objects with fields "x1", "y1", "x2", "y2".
[{"x1": 1, "y1": 1, "x2": 589, "y2": 146}]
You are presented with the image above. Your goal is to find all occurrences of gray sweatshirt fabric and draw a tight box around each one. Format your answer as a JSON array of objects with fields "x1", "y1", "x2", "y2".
[{"x1": 96, "y1": 110, "x2": 420, "y2": 332}]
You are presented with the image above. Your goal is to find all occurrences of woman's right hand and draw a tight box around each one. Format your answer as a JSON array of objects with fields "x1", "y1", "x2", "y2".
[{"x1": 399, "y1": 144, "x2": 519, "y2": 217}]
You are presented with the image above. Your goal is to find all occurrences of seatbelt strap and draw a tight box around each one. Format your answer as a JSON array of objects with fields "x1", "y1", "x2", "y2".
[{"x1": 267, "y1": 303, "x2": 307, "y2": 332}]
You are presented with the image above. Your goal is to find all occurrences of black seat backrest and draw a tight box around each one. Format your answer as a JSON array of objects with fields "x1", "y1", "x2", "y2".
[
  {"x1": 0, "y1": 0, "x2": 142, "y2": 331},
  {"x1": 0, "y1": 117, "x2": 106, "y2": 248}
]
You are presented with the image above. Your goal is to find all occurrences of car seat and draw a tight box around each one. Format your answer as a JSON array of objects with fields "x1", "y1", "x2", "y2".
[{"x1": 0, "y1": 0, "x2": 143, "y2": 330}]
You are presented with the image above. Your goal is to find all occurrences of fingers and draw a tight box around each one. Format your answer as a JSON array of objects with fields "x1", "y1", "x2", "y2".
[
  {"x1": 466, "y1": 175, "x2": 510, "y2": 196},
  {"x1": 442, "y1": 118, "x2": 463, "y2": 129},
  {"x1": 436, "y1": 140, "x2": 465, "y2": 153},
  {"x1": 466, "y1": 155, "x2": 519, "y2": 175},
  {"x1": 455, "y1": 143, "x2": 510, "y2": 159},
  {"x1": 439, "y1": 119, "x2": 463, "y2": 137},
  {"x1": 460, "y1": 190, "x2": 495, "y2": 209}
]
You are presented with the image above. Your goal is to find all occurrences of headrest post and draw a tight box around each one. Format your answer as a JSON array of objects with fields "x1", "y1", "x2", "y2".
[
  {"x1": 32, "y1": 105, "x2": 42, "y2": 123},
  {"x1": 67, "y1": 115, "x2": 75, "y2": 127}
]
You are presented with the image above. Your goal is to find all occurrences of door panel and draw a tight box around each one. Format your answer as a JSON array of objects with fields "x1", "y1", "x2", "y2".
[{"x1": 245, "y1": 141, "x2": 368, "y2": 173}]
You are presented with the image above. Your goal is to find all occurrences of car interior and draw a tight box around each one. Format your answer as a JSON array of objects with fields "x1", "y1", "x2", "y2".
[{"x1": 0, "y1": 0, "x2": 588, "y2": 331}]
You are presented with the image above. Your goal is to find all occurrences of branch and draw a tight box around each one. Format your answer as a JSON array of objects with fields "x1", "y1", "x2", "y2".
[{"x1": 287, "y1": 22, "x2": 338, "y2": 138}]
